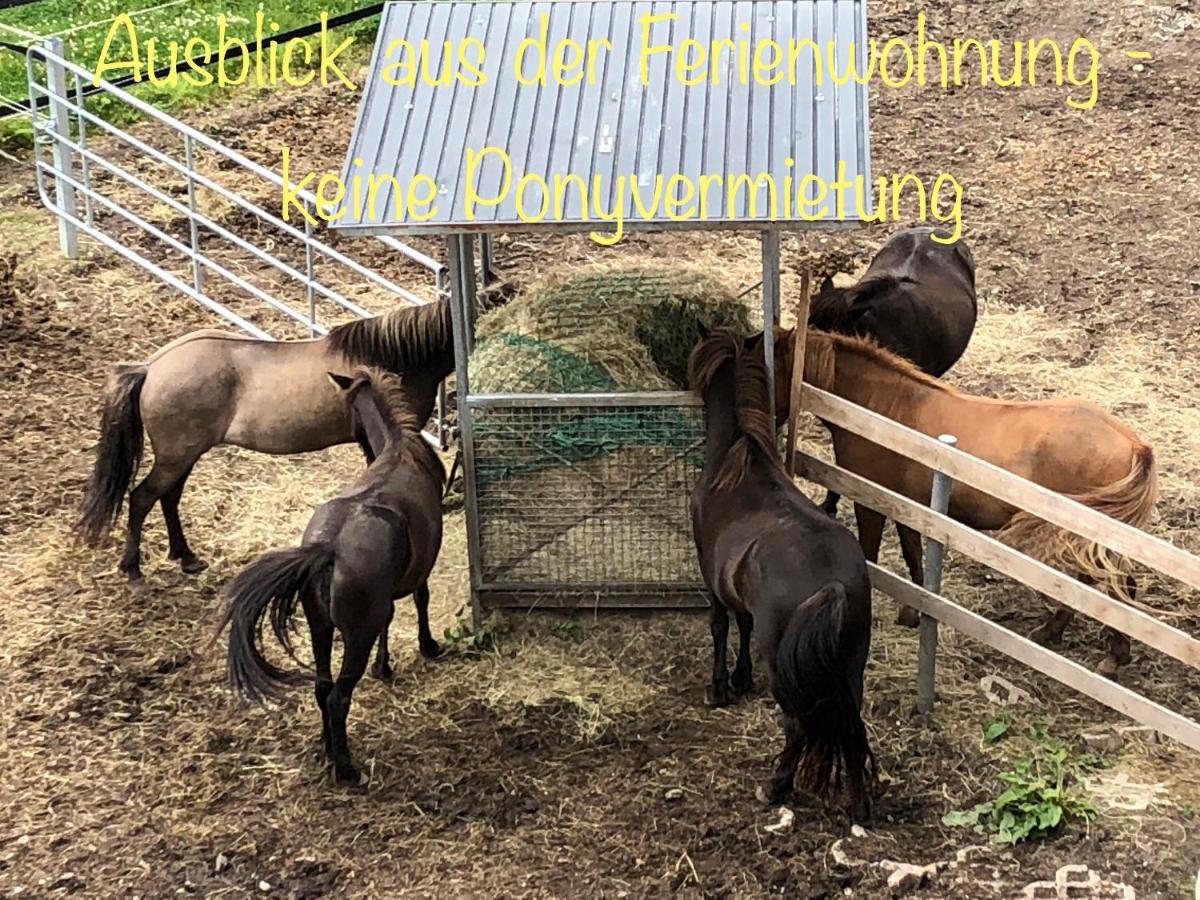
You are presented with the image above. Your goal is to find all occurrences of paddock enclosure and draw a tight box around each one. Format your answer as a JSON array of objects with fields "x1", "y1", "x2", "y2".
[{"x1": 2, "y1": 0, "x2": 1200, "y2": 897}]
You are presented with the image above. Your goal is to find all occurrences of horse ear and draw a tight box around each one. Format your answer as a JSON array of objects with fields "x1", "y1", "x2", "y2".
[
  {"x1": 820, "y1": 275, "x2": 834, "y2": 294},
  {"x1": 696, "y1": 320, "x2": 711, "y2": 340},
  {"x1": 327, "y1": 372, "x2": 356, "y2": 392}
]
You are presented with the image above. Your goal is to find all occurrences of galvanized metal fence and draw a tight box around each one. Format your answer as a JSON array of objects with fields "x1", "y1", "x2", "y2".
[{"x1": 24, "y1": 37, "x2": 451, "y2": 442}]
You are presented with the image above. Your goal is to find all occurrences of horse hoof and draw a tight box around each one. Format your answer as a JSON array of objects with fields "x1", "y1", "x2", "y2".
[
  {"x1": 371, "y1": 661, "x2": 394, "y2": 682},
  {"x1": 1096, "y1": 659, "x2": 1121, "y2": 681},
  {"x1": 179, "y1": 555, "x2": 208, "y2": 575},
  {"x1": 419, "y1": 639, "x2": 443, "y2": 660},
  {"x1": 335, "y1": 764, "x2": 363, "y2": 786},
  {"x1": 896, "y1": 607, "x2": 920, "y2": 628},
  {"x1": 125, "y1": 574, "x2": 146, "y2": 594},
  {"x1": 705, "y1": 683, "x2": 732, "y2": 708},
  {"x1": 1029, "y1": 625, "x2": 1064, "y2": 647},
  {"x1": 731, "y1": 673, "x2": 753, "y2": 695}
]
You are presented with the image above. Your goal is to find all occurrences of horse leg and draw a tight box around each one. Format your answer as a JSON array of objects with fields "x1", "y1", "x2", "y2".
[
  {"x1": 705, "y1": 598, "x2": 732, "y2": 708},
  {"x1": 1098, "y1": 574, "x2": 1136, "y2": 680},
  {"x1": 302, "y1": 589, "x2": 336, "y2": 754},
  {"x1": 161, "y1": 463, "x2": 206, "y2": 574},
  {"x1": 370, "y1": 603, "x2": 395, "y2": 682},
  {"x1": 1030, "y1": 608, "x2": 1074, "y2": 647},
  {"x1": 895, "y1": 523, "x2": 925, "y2": 628},
  {"x1": 764, "y1": 715, "x2": 803, "y2": 805},
  {"x1": 120, "y1": 461, "x2": 188, "y2": 585},
  {"x1": 414, "y1": 583, "x2": 442, "y2": 659},
  {"x1": 820, "y1": 490, "x2": 842, "y2": 518},
  {"x1": 731, "y1": 610, "x2": 754, "y2": 695},
  {"x1": 326, "y1": 629, "x2": 376, "y2": 785},
  {"x1": 853, "y1": 504, "x2": 886, "y2": 564}
]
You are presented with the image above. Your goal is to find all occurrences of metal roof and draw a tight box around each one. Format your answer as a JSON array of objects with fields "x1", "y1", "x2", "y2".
[{"x1": 332, "y1": 0, "x2": 872, "y2": 236}]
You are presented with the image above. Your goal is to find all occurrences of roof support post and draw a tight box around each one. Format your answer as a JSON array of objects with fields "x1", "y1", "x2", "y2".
[
  {"x1": 761, "y1": 228, "x2": 781, "y2": 451},
  {"x1": 447, "y1": 234, "x2": 484, "y2": 628}
]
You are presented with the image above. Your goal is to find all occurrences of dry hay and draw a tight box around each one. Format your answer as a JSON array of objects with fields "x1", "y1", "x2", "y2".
[{"x1": 472, "y1": 259, "x2": 754, "y2": 392}]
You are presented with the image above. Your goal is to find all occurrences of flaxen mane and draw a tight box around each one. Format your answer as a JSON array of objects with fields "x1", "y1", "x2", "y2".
[
  {"x1": 689, "y1": 331, "x2": 783, "y2": 492},
  {"x1": 327, "y1": 298, "x2": 453, "y2": 372},
  {"x1": 346, "y1": 367, "x2": 446, "y2": 486}
]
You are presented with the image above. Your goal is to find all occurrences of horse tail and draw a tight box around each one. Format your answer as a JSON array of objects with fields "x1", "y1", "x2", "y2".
[
  {"x1": 76, "y1": 364, "x2": 147, "y2": 543},
  {"x1": 998, "y1": 443, "x2": 1157, "y2": 602},
  {"x1": 772, "y1": 582, "x2": 874, "y2": 802},
  {"x1": 218, "y1": 544, "x2": 336, "y2": 704}
]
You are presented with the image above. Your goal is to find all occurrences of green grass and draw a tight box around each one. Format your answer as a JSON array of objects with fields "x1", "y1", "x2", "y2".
[{"x1": 0, "y1": 0, "x2": 380, "y2": 141}]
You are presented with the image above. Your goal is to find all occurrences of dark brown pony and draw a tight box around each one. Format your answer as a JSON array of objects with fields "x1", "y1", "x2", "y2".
[
  {"x1": 810, "y1": 227, "x2": 977, "y2": 515},
  {"x1": 218, "y1": 367, "x2": 446, "y2": 784},
  {"x1": 690, "y1": 331, "x2": 875, "y2": 819},
  {"x1": 772, "y1": 328, "x2": 1157, "y2": 679},
  {"x1": 76, "y1": 298, "x2": 453, "y2": 585}
]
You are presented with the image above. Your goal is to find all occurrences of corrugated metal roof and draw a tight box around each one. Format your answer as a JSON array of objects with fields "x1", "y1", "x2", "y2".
[{"x1": 332, "y1": 0, "x2": 872, "y2": 235}]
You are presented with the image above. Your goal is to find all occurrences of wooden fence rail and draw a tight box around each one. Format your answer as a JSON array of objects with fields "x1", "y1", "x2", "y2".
[
  {"x1": 790, "y1": 376, "x2": 1200, "y2": 751},
  {"x1": 803, "y1": 385, "x2": 1200, "y2": 594}
]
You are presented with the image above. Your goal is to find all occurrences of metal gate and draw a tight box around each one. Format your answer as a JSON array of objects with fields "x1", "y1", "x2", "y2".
[{"x1": 23, "y1": 37, "x2": 451, "y2": 443}]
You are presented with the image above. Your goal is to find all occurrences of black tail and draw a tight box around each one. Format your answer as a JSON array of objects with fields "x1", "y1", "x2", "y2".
[
  {"x1": 772, "y1": 582, "x2": 874, "y2": 805},
  {"x1": 76, "y1": 365, "x2": 147, "y2": 543},
  {"x1": 217, "y1": 544, "x2": 336, "y2": 704}
]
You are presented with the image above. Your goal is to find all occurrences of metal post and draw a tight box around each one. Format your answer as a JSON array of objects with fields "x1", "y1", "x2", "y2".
[
  {"x1": 917, "y1": 433, "x2": 958, "y2": 714},
  {"x1": 785, "y1": 266, "x2": 812, "y2": 475},
  {"x1": 434, "y1": 268, "x2": 450, "y2": 450},
  {"x1": 761, "y1": 228, "x2": 781, "y2": 437},
  {"x1": 303, "y1": 201, "x2": 317, "y2": 335},
  {"x1": 183, "y1": 134, "x2": 205, "y2": 296},
  {"x1": 446, "y1": 235, "x2": 484, "y2": 628},
  {"x1": 72, "y1": 74, "x2": 93, "y2": 229},
  {"x1": 479, "y1": 233, "x2": 495, "y2": 284},
  {"x1": 44, "y1": 37, "x2": 78, "y2": 259}
]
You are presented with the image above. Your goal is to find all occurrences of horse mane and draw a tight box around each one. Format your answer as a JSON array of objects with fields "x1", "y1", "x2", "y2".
[
  {"x1": 350, "y1": 367, "x2": 446, "y2": 486},
  {"x1": 327, "y1": 298, "x2": 453, "y2": 373},
  {"x1": 802, "y1": 328, "x2": 951, "y2": 394},
  {"x1": 808, "y1": 274, "x2": 916, "y2": 334},
  {"x1": 689, "y1": 331, "x2": 784, "y2": 493}
]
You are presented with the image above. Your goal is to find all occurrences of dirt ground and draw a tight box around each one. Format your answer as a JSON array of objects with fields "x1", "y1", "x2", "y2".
[{"x1": 1, "y1": 0, "x2": 1199, "y2": 897}]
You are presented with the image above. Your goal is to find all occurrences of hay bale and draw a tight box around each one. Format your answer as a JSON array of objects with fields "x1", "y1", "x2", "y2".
[{"x1": 473, "y1": 260, "x2": 752, "y2": 391}]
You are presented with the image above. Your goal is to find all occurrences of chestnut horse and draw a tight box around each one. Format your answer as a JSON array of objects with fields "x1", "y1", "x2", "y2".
[
  {"x1": 809, "y1": 227, "x2": 977, "y2": 515},
  {"x1": 218, "y1": 368, "x2": 445, "y2": 784},
  {"x1": 76, "y1": 299, "x2": 453, "y2": 584},
  {"x1": 772, "y1": 328, "x2": 1157, "y2": 679},
  {"x1": 690, "y1": 331, "x2": 875, "y2": 819}
]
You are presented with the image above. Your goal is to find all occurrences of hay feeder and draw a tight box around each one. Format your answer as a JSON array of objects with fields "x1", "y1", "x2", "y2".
[{"x1": 332, "y1": 0, "x2": 872, "y2": 615}]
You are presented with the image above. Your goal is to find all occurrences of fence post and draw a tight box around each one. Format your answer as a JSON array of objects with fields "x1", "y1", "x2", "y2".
[
  {"x1": 44, "y1": 37, "x2": 78, "y2": 259},
  {"x1": 479, "y1": 233, "x2": 495, "y2": 283},
  {"x1": 435, "y1": 268, "x2": 450, "y2": 450},
  {"x1": 183, "y1": 134, "x2": 205, "y2": 295},
  {"x1": 303, "y1": 201, "x2": 317, "y2": 335},
  {"x1": 917, "y1": 433, "x2": 958, "y2": 714}
]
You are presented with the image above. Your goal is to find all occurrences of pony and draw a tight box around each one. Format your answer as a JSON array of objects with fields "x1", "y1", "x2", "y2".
[
  {"x1": 772, "y1": 328, "x2": 1157, "y2": 679},
  {"x1": 217, "y1": 367, "x2": 446, "y2": 784},
  {"x1": 809, "y1": 227, "x2": 977, "y2": 515},
  {"x1": 76, "y1": 298, "x2": 454, "y2": 585},
  {"x1": 689, "y1": 330, "x2": 875, "y2": 819}
]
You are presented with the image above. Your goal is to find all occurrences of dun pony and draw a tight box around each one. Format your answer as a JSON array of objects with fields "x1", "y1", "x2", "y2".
[
  {"x1": 771, "y1": 327, "x2": 1157, "y2": 679},
  {"x1": 217, "y1": 367, "x2": 446, "y2": 784},
  {"x1": 690, "y1": 330, "x2": 875, "y2": 819},
  {"x1": 76, "y1": 298, "x2": 453, "y2": 585}
]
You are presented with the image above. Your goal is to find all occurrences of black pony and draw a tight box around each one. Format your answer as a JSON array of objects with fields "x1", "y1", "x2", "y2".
[
  {"x1": 689, "y1": 331, "x2": 876, "y2": 819},
  {"x1": 217, "y1": 367, "x2": 445, "y2": 784},
  {"x1": 809, "y1": 226, "x2": 977, "y2": 514}
]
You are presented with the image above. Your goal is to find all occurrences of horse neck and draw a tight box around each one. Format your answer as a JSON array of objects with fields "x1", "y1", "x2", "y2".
[
  {"x1": 833, "y1": 345, "x2": 936, "y2": 418},
  {"x1": 353, "y1": 389, "x2": 404, "y2": 457},
  {"x1": 701, "y1": 362, "x2": 740, "y2": 480}
]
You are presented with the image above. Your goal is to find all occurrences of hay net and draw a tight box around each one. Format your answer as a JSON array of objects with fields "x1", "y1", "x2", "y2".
[
  {"x1": 470, "y1": 260, "x2": 754, "y2": 393},
  {"x1": 467, "y1": 261, "x2": 753, "y2": 589}
]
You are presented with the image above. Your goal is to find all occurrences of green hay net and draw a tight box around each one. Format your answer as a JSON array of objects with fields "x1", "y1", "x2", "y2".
[{"x1": 469, "y1": 262, "x2": 752, "y2": 482}]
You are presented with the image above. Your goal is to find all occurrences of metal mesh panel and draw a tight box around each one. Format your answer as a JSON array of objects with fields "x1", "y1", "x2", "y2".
[{"x1": 471, "y1": 402, "x2": 705, "y2": 592}]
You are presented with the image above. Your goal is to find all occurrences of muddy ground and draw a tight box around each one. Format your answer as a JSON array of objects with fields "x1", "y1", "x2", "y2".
[{"x1": 1, "y1": 0, "x2": 1198, "y2": 897}]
